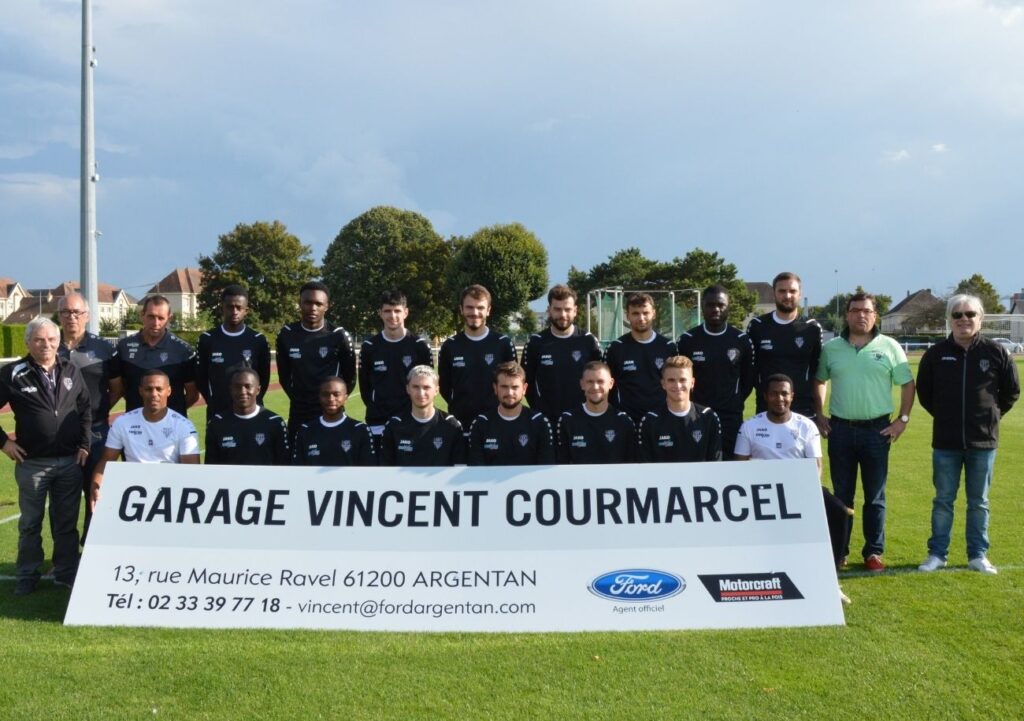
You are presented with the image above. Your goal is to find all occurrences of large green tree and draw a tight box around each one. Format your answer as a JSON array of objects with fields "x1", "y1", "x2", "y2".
[
  {"x1": 197, "y1": 221, "x2": 319, "y2": 332},
  {"x1": 954, "y1": 273, "x2": 1005, "y2": 313},
  {"x1": 448, "y1": 223, "x2": 549, "y2": 334},
  {"x1": 321, "y1": 207, "x2": 452, "y2": 338}
]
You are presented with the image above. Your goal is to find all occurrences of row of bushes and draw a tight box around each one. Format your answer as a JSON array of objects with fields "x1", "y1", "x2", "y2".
[{"x1": 1, "y1": 325, "x2": 28, "y2": 358}]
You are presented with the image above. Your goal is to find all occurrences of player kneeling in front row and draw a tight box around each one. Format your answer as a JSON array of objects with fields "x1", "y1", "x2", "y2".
[
  {"x1": 638, "y1": 355, "x2": 722, "y2": 462},
  {"x1": 206, "y1": 368, "x2": 288, "y2": 465},
  {"x1": 557, "y1": 361, "x2": 636, "y2": 463},
  {"x1": 734, "y1": 374, "x2": 854, "y2": 604},
  {"x1": 91, "y1": 369, "x2": 200, "y2": 510},
  {"x1": 381, "y1": 365, "x2": 466, "y2": 466},
  {"x1": 293, "y1": 376, "x2": 376, "y2": 466},
  {"x1": 469, "y1": 361, "x2": 555, "y2": 466}
]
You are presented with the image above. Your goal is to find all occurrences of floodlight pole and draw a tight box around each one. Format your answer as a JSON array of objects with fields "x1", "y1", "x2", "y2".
[{"x1": 80, "y1": 0, "x2": 99, "y2": 333}]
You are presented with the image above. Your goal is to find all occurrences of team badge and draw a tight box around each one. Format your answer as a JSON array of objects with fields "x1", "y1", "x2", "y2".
[
  {"x1": 85, "y1": 351, "x2": 95, "y2": 360},
  {"x1": 692, "y1": 430, "x2": 703, "y2": 443},
  {"x1": 794, "y1": 338, "x2": 804, "y2": 349},
  {"x1": 605, "y1": 430, "x2": 616, "y2": 442},
  {"x1": 255, "y1": 433, "x2": 266, "y2": 446},
  {"x1": 319, "y1": 346, "x2": 329, "y2": 358},
  {"x1": 572, "y1": 350, "x2": 582, "y2": 362},
  {"x1": 980, "y1": 359, "x2": 990, "y2": 373},
  {"x1": 518, "y1": 434, "x2": 529, "y2": 447},
  {"x1": 484, "y1": 353, "x2": 495, "y2": 365},
  {"x1": 160, "y1": 352, "x2": 169, "y2": 362},
  {"x1": 62, "y1": 377, "x2": 73, "y2": 391},
  {"x1": 242, "y1": 349, "x2": 252, "y2": 362},
  {"x1": 726, "y1": 348, "x2": 739, "y2": 362},
  {"x1": 655, "y1": 357, "x2": 665, "y2": 369},
  {"x1": 402, "y1": 355, "x2": 413, "y2": 367},
  {"x1": 162, "y1": 427, "x2": 173, "y2": 438},
  {"x1": 433, "y1": 436, "x2": 444, "y2": 449},
  {"x1": 341, "y1": 440, "x2": 352, "y2": 452}
]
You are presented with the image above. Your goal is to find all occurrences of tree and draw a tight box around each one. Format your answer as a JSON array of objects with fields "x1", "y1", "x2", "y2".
[
  {"x1": 448, "y1": 223, "x2": 549, "y2": 334},
  {"x1": 954, "y1": 274, "x2": 1005, "y2": 313},
  {"x1": 197, "y1": 221, "x2": 319, "y2": 332},
  {"x1": 321, "y1": 207, "x2": 453, "y2": 338}
]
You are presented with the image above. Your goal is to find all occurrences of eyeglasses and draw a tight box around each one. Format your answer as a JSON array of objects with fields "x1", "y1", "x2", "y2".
[
  {"x1": 847, "y1": 308, "x2": 875, "y2": 315},
  {"x1": 951, "y1": 311, "x2": 978, "y2": 320},
  {"x1": 59, "y1": 309, "x2": 87, "y2": 318}
]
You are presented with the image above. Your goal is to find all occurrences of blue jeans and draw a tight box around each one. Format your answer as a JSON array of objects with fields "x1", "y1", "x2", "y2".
[
  {"x1": 928, "y1": 448, "x2": 996, "y2": 561},
  {"x1": 828, "y1": 417, "x2": 891, "y2": 559}
]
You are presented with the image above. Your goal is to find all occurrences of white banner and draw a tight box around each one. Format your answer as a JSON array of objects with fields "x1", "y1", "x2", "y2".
[{"x1": 65, "y1": 460, "x2": 845, "y2": 631}]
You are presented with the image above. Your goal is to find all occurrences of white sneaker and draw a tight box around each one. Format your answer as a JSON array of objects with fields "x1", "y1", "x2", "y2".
[
  {"x1": 918, "y1": 555, "x2": 946, "y2": 572},
  {"x1": 838, "y1": 586, "x2": 851, "y2": 605},
  {"x1": 968, "y1": 557, "x2": 998, "y2": 575}
]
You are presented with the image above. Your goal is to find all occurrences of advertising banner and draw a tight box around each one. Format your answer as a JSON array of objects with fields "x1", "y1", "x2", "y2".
[{"x1": 65, "y1": 459, "x2": 845, "y2": 631}]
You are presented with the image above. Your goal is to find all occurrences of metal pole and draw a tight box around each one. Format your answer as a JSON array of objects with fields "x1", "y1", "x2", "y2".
[{"x1": 81, "y1": 0, "x2": 99, "y2": 334}]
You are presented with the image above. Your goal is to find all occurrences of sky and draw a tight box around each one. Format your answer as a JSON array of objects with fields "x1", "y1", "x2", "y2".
[{"x1": 2, "y1": 0, "x2": 1023, "y2": 308}]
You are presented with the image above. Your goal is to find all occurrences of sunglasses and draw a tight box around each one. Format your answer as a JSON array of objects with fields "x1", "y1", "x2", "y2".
[{"x1": 951, "y1": 311, "x2": 978, "y2": 320}]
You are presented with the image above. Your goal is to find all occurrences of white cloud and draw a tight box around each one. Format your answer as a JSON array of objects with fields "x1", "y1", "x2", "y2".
[
  {"x1": 0, "y1": 143, "x2": 42, "y2": 160},
  {"x1": 883, "y1": 149, "x2": 911, "y2": 163},
  {"x1": 0, "y1": 173, "x2": 77, "y2": 209},
  {"x1": 931, "y1": 143, "x2": 948, "y2": 153}
]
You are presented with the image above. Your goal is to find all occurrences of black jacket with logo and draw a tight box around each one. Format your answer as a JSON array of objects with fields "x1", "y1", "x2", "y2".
[
  {"x1": 0, "y1": 356, "x2": 92, "y2": 458},
  {"x1": 917, "y1": 335, "x2": 1019, "y2": 450}
]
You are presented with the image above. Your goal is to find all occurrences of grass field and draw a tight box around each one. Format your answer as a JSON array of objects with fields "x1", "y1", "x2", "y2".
[{"x1": 0, "y1": 359, "x2": 1022, "y2": 720}]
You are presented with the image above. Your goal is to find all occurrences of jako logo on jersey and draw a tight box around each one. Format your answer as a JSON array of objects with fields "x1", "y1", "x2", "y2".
[
  {"x1": 588, "y1": 569, "x2": 685, "y2": 602},
  {"x1": 518, "y1": 434, "x2": 529, "y2": 447},
  {"x1": 255, "y1": 433, "x2": 266, "y2": 446},
  {"x1": 319, "y1": 347, "x2": 329, "y2": 358}
]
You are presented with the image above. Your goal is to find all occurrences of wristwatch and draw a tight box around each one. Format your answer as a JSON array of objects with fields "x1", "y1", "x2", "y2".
[{"x1": 898, "y1": 414, "x2": 910, "y2": 423}]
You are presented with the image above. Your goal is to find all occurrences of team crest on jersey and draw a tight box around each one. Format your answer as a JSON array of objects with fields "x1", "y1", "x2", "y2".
[
  {"x1": 85, "y1": 351, "x2": 95, "y2": 360},
  {"x1": 318, "y1": 346, "x2": 329, "y2": 358},
  {"x1": 341, "y1": 440, "x2": 352, "y2": 452},
  {"x1": 655, "y1": 357, "x2": 665, "y2": 369},
  {"x1": 402, "y1": 355, "x2": 413, "y2": 367},
  {"x1": 484, "y1": 353, "x2": 495, "y2": 365},
  {"x1": 242, "y1": 349, "x2": 252, "y2": 362},
  {"x1": 160, "y1": 352, "x2": 169, "y2": 362},
  {"x1": 727, "y1": 348, "x2": 739, "y2": 362},
  {"x1": 572, "y1": 350, "x2": 582, "y2": 362},
  {"x1": 162, "y1": 427, "x2": 173, "y2": 438},
  {"x1": 62, "y1": 377, "x2": 73, "y2": 391},
  {"x1": 979, "y1": 359, "x2": 990, "y2": 373},
  {"x1": 255, "y1": 433, "x2": 266, "y2": 446},
  {"x1": 433, "y1": 436, "x2": 444, "y2": 449},
  {"x1": 794, "y1": 338, "x2": 804, "y2": 349},
  {"x1": 605, "y1": 429, "x2": 616, "y2": 442},
  {"x1": 518, "y1": 434, "x2": 529, "y2": 447},
  {"x1": 692, "y1": 429, "x2": 703, "y2": 443}
]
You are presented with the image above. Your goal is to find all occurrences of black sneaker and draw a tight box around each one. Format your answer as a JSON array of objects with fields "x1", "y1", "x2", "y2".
[{"x1": 14, "y1": 579, "x2": 38, "y2": 596}]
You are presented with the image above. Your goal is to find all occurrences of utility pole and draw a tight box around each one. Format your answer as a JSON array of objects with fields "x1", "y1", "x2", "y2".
[{"x1": 80, "y1": 0, "x2": 100, "y2": 334}]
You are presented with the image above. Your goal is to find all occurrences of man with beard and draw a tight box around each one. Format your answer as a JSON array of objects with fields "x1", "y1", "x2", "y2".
[
  {"x1": 293, "y1": 376, "x2": 375, "y2": 466},
  {"x1": 638, "y1": 355, "x2": 722, "y2": 463},
  {"x1": 521, "y1": 285, "x2": 602, "y2": 427},
  {"x1": 556, "y1": 361, "x2": 637, "y2": 463},
  {"x1": 205, "y1": 368, "x2": 289, "y2": 466},
  {"x1": 604, "y1": 293, "x2": 678, "y2": 425},
  {"x1": 676, "y1": 285, "x2": 755, "y2": 459},
  {"x1": 747, "y1": 272, "x2": 822, "y2": 417},
  {"x1": 382, "y1": 366, "x2": 466, "y2": 466},
  {"x1": 468, "y1": 362, "x2": 555, "y2": 465},
  {"x1": 438, "y1": 285, "x2": 517, "y2": 432}
]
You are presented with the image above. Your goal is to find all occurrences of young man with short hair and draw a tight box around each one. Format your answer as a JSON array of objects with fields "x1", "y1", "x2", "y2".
[
  {"x1": 381, "y1": 366, "x2": 466, "y2": 466},
  {"x1": 556, "y1": 361, "x2": 637, "y2": 464},
  {"x1": 638, "y1": 355, "x2": 722, "y2": 463},
  {"x1": 438, "y1": 285, "x2": 517, "y2": 431},
  {"x1": 468, "y1": 362, "x2": 555, "y2": 466},
  {"x1": 604, "y1": 293, "x2": 678, "y2": 424},
  {"x1": 205, "y1": 368, "x2": 288, "y2": 465},
  {"x1": 293, "y1": 377, "x2": 376, "y2": 466}
]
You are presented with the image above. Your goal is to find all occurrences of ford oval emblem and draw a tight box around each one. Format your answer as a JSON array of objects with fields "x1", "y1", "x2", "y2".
[{"x1": 588, "y1": 569, "x2": 685, "y2": 602}]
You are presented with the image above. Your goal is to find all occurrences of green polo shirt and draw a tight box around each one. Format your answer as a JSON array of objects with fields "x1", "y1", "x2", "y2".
[{"x1": 816, "y1": 329, "x2": 912, "y2": 420}]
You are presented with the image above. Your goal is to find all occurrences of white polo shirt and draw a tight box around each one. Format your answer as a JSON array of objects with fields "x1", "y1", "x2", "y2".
[
  {"x1": 734, "y1": 412, "x2": 821, "y2": 460},
  {"x1": 106, "y1": 407, "x2": 200, "y2": 462}
]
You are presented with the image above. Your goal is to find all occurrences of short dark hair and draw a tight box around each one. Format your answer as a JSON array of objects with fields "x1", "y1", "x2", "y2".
[
  {"x1": 140, "y1": 295, "x2": 171, "y2": 313},
  {"x1": 582, "y1": 360, "x2": 611, "y2": 375},
  {"x1": 221, "y1": 285, "x2": 248, "y2": 301},
  {"x1": 379, "y1": 289, "x2": 407, "y2": 308},
  {"x1": 764, "y1": 374, "x2": 794, "y2": 392},
  {"x1": 701, "y1": 284, "x2": 729, "y2": 301},
  {"x1": 493, "y1": 361, "x2": 526, "y2": 382},
  {"x1": 772, "y1": 272, "x2": 801, "y2": 289},
  {"x1": 229, "y1": 367, "x2": 260, "y2": 386},
  {"x1": 845, "y1": 292, "x2": 876, "y2": 313},
  {"x1": 548, "y1": 285, "x2": 577, "y2": 304},
  {"x1": 300, "y1": 281, "x2": 329, "y2": 297},
  {"x1": 460, "y1": 284, "x2": 492, "y2": 306},
  {"x1": 319, "y1": 376, "x2": 348, "y2": 393},
  {"x1": 626, "y1": 293, "x2": 655, "y2": 310},
  {"x1": 139, "y1": 368, "x2": 170, "y2": 385}
]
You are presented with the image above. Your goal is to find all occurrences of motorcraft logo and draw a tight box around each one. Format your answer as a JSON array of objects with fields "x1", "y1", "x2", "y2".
[
  {"x1": 698, "y1": 573, "x2": 804, "y2": 603},
  {"x1": 588, "y1": 569, "x2": 685, "y2": 602}
]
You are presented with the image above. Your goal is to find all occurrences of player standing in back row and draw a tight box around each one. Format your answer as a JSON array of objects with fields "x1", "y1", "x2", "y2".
[
  {"x1": 746, "y1": 272, "x2": 822, "y2": 417},
  {"x1": 438, "y1": 285, "x2": 516, "y2": 432}
]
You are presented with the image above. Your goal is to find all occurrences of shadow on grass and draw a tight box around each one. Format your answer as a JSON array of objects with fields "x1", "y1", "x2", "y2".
[{"x1": 0, "y1": 582, "x2": 71, "y2": 623}]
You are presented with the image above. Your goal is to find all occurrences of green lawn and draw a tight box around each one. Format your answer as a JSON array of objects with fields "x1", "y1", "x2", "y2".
[{"x1": 0, "y1": 360, "x2": 1021, "y2": 720}]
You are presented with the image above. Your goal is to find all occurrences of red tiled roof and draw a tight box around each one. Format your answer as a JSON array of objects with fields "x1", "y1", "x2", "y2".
[{"x1": 148, "y1": 267, "x2": 203, "y2": 295}]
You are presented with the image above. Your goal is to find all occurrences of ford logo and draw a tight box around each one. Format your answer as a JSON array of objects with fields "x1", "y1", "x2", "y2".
[{"x1": 588, "y1": 569, "x2": 685, "y2": 602}]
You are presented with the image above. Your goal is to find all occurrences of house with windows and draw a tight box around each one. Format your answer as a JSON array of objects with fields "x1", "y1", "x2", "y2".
[
  {"x1": 3, "y1": 281, "x2": 135, "y2": 325},
  {"x1": 0, "y1": 278, "x2": 30, "y2": 322},
  {"x1": 146, "y1": 267, "x2": 203, "y2": 320}
]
